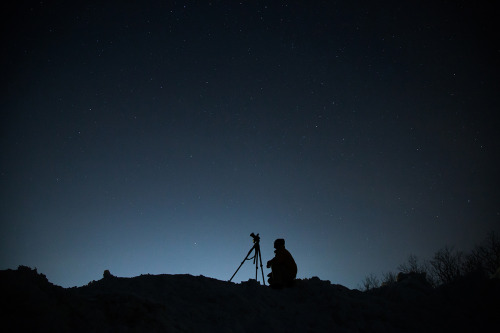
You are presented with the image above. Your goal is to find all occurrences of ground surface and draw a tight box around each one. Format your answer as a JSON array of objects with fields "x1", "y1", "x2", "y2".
[{"x1": 1, "y1": 266, "x2": 498, "y2": 332}]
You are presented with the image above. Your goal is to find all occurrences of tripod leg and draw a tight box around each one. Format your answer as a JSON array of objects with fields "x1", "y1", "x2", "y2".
[
  {"x1": 255, "y1": 254, "x2": 258, "y2": 281},
  {"x1": 257, "y1": 245, "x2": 266, "y2": 286},
  {"x1": 229, "y1": 244, "x2": 256, "y2": 282}
]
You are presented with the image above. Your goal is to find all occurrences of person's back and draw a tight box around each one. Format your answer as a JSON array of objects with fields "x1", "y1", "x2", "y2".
[{"x1": 267, "y1": 238, "x2": 297, "y2": 288}]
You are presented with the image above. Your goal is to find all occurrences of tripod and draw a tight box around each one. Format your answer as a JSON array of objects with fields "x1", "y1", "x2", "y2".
[{"x1": 229, "y1": 233, "x2": 266, "y2": 285}]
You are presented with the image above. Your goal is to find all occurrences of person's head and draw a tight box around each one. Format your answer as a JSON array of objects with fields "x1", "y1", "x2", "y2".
[{"x1": 274, "y1": 238, "x2": 285, "y2": 249}]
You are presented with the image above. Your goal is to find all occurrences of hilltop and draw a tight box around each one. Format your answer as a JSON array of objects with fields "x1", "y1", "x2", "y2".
[{"x1": 1, "y1": 266, "x2": 498, "y2": 332}]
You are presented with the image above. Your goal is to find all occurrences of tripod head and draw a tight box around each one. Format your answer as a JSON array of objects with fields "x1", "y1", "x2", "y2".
[{"x1": 250, "y1": 232, "x2": 260, "y2": 244}]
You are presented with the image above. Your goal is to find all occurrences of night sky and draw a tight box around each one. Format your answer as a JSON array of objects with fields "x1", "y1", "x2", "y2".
[{"x1": 2, "y1": 1, "x2": 499, "y2": 289}]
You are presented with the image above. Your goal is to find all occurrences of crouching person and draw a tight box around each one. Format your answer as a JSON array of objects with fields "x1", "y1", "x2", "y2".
[{"x1": 267, "y1": 238, "x2": 297, "y2": 289}]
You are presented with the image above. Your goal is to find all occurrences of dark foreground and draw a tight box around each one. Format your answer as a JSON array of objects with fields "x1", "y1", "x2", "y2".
[{"x1": 1, "y1": 266, "x2": 498, "y2": 332}]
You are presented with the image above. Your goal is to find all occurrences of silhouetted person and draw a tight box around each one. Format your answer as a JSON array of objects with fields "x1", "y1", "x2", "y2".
[{"x1": 266, "y1": 238, "x2": 297, "y2": 288}]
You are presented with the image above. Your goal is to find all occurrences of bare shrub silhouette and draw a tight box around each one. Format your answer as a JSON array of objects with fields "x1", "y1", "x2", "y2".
[
  {"x1": 359, "y1": 273, "x2": 380, "y2": 291},
  {"x1": 360, "y1": 231, "x2": 500, "y2": 290},
  {"x1": 381, "y1": 271, "x2": 397, "y2": 286},
  {"x1": 463, "y1": 231, "x2": 500, "y2": 277},
  {"x1": 397, "y1": 254, "x2": 428, "y2": 274},
  {"x1": 397, "y1": 254, "x2": 437, "y2": 286},
  {"x1": 429, "y1": 246, "x2": 464, "y2": 285}
]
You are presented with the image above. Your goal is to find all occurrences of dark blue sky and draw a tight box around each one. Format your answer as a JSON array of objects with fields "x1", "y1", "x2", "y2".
[{"x1": 2, "y1": 1, "x2": 499, "y2": 288}]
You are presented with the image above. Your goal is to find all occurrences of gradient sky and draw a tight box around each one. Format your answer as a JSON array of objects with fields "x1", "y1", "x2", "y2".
[{"x1": 2, "y1": 1, "x2": 499, "y2": 289}]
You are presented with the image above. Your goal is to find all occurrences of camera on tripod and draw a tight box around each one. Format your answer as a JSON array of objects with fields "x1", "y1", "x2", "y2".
[{"x1": 250, "y1": 233, "x2": 260, "y2": 243}]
